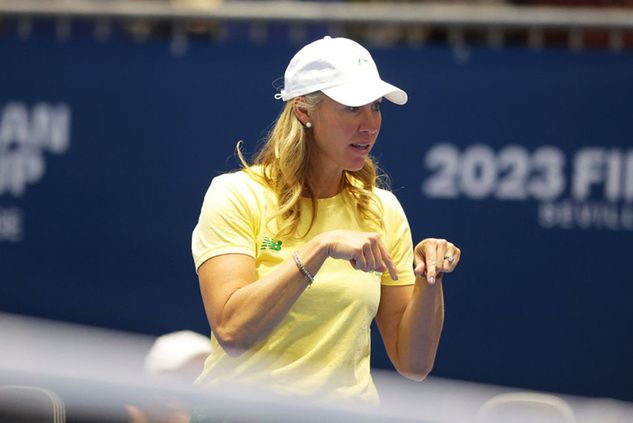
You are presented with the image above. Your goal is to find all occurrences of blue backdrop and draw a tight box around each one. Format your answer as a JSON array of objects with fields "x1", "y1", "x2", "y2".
[{"x1": 1, "y1": 28, "x2": 632, "y2": 402}]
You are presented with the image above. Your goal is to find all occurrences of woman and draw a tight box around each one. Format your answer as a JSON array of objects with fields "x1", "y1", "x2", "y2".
[{"x1": 191, "y1": 36, "x2": 461, "y2": 405}]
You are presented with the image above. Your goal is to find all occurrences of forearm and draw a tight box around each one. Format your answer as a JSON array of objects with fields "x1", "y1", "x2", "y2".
[
  {"x1": 395, "y1": 276, "x2": 445, "y2": 380},
  {"x1": 216, "y1": 236, "x2": 329, "y2": 354}
]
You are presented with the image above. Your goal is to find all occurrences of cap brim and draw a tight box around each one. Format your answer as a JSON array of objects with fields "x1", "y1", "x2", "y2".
[{"x1": 322, "y1": 79, "x2": 408, "y2": 107}]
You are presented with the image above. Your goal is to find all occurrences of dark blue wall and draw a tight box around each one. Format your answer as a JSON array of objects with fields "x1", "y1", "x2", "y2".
[{"x1": 1, "y1": 30, "x2": 632, "y2": 402}]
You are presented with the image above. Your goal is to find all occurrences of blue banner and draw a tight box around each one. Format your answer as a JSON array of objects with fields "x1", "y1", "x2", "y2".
[{"x1": 1, "y1": 32, "x2": 632, "y2": 402}]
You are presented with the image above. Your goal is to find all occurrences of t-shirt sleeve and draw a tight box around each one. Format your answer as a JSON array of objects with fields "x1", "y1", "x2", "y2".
[
  {"x1": 191, "y1": 173, "x2": 257, "y2": 273},
  {"x1": 379, "y1": 191, "x2": 416, "y2": 286}
]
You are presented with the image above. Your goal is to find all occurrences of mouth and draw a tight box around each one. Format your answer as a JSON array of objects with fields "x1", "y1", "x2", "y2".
[{"x1": 350, "y1": 143, "x2": 370, "y2": 151}]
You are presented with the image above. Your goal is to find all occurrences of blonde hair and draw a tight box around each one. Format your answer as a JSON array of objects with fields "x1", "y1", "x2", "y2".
[{"x1": 238, "y1": 92, "x2": 387, "y2": 239}]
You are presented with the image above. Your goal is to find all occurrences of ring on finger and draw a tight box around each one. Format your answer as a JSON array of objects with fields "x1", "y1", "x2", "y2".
[{"x1": 444, "y1": 255, "x2": 454, "y2": 263}]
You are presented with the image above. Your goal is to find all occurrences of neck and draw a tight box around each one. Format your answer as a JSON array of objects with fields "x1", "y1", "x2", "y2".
[{"x1": 307, "y1": 170, "x2": 343, "y2": 199}]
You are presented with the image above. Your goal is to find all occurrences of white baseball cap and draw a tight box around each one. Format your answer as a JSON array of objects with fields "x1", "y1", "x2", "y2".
[{"x1": 276, "y1": 36, "x2": 408, "y2": 107}]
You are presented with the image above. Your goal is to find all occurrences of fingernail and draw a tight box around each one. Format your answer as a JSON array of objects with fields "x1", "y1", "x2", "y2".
[{"x1": 428, "y1": 276, "x2": 435, "y2": 284}]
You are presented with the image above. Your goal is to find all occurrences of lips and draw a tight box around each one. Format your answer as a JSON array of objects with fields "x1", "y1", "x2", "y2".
[{"x1": 350, "y1": 143, "x2": 370, "y2": 150}]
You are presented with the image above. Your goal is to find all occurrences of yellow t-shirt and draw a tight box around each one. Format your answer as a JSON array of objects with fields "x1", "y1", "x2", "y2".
[{"x1": 191, "y1": 169, "x2": 415, "y2": 403}]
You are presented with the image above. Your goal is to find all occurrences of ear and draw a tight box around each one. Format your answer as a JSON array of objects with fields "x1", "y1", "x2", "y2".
[{"x1": 292, "y1": 98, "x2": 311, "y2": 126}]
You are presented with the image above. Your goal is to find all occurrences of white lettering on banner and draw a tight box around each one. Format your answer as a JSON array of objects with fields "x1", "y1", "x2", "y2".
[
  {"x1": 539, "y1": 202, "x2": 633, "y2": 231},
  {"x1": 423, "y1": 144, "x2": 566, "y2": 201},
  {"x1": 572, "y1": 149, "x2": 633, "y2": 202},
  {"x1": 0, "y1": 101, "x2": 72, "y2": 242},
  {"x1": 0, "y1": 102, "x2": 71, "y2": 196},
  {"x1": 422, "y1": 144, "x2": 633, "y2": 231},
  {"x1": 0, "y1": 207, "x2": 22, "y2": 242},
  {"x1": 460, "y1": 145, "x2": 497, "y2": 199},
  {"x1": 0, "y1": 150, "x2": 45, "y2": 196}
]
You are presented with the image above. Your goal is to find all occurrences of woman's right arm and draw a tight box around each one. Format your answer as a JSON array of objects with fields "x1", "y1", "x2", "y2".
[
  {"x1": 198, "y1": 230, "x2": 397, "y2": 356},
  {"x1": 198, "y1": 235, "x2": 328, "y2": 356}
]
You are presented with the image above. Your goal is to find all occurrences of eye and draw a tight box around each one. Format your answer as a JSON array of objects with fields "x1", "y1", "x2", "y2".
[
  {"x1": 371, "y1": 101, "x2": 382, "y2": 112},
  {"x1": 346, "y1": 106, "x2": 360, "y2": 112}
]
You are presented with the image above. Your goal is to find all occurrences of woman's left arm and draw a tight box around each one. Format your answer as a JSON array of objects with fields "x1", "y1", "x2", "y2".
[{"x1": 375, "y1": 238, "x2": 461, "y2": 381}]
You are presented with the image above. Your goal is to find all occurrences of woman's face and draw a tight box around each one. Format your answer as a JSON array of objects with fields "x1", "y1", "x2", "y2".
[{"x1": 310, "y1": 95, "x2": 382, "y2": 176}]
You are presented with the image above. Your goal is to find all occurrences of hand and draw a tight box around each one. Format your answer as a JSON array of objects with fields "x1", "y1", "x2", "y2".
[
  {"x1": 322, "y1": 230, "x2": 399, "y2": 280},
  {"x1": 414, "y1": 238, "x2": 461, "y2": 284}
]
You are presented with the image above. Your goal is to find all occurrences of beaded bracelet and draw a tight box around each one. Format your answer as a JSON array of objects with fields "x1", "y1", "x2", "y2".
[{"x1": 292, "y1": 251, "x2": 314, "y2": 285}]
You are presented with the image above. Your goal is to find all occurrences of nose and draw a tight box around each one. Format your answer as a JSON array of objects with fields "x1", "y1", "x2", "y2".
[{"x1": 359, "y1": 106, "x2": 381, "y2": 135}]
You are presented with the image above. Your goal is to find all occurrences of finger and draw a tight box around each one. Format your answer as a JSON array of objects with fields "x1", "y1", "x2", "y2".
[
  {"x1": 369, "y1": 236, "x2": 387, "y2": 273},
  {"x1": 424, "y1": 243, "x2": 438, "y2": 284},
  {"x1": 414, "y1": 260, "x2": 426, "y2": 278},
  {"x1": 445, "y1": 245, "x2": 461, "y2": 272},
  {"x1": 441, "y1": 248, "x2": 454, "y2": 272},
  {"x1": 352, "y1": 253, "x2": 368, "y2": 272},
  {"x1": 438, "y1": 243, "x2": 457, "y2": 273},
  {"x1": 413, "y1": 242, "x2": 426, "y2": 277},
  {"x1": 435, "y1": 239, "x2": 449, "y2": 273},
  {"x1": 376, "y1": 240, "x2": 398, "y2": 281},
  {"x1": 362, "y1": 243, "x2": 377, "y2": 272}
]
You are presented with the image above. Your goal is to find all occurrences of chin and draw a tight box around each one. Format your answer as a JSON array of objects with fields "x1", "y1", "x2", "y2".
[{"x1": 346, "y1": 164, "x2": 366, "y2": 172}]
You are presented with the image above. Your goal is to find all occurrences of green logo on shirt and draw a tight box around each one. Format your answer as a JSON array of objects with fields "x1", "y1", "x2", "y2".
[{"x1": 260, "y1": 236, "x2": 282, "y2": 251}]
